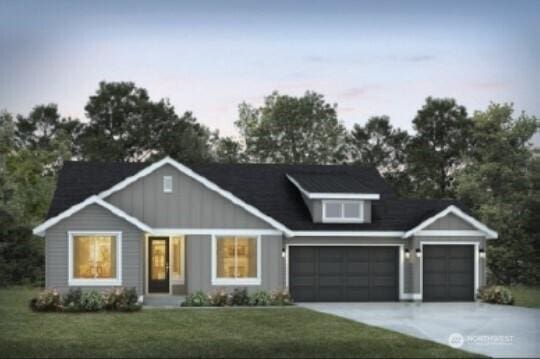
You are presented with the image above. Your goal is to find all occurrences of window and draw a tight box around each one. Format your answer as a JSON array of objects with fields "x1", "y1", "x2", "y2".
[
  {"x1": 163, "y1": 176, "x2": 173, "y2": 193},
  {"x1": 68, "y1": 232, "x2": 121, "y2": 286},
  {"x1": 322, "y1": 200, "x2": 364, "y2": 223},
  {"x1": 171, "y1": 236, "x2": 184, "y2": 283},
  {"x1": 212, "y1": 235, "x2": 260, "y2": 285}
]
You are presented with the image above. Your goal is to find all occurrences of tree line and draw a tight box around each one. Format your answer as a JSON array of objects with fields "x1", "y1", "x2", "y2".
[{"x1": 0, "y1": 81, "x2": 538, "y2": 286}]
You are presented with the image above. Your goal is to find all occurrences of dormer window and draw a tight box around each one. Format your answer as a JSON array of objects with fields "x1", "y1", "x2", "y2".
[
  {"x1": 322, "y1": 200, "x2": 364, "y2": 223},
  {"x1": 163, "y1": 176, "x2": 173, "y2": 193}
]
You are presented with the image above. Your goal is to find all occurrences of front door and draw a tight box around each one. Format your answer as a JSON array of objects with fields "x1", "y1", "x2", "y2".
[{"x1": 149, "y1": 237, "x2": 169, "y2": 293}]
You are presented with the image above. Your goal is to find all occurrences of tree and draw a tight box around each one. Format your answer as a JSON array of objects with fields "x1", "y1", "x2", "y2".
[
  {"x1": 78, "y1": 81, "x2": 212, "y2": 162},
  {"x1": 407, "y1": 97, "x2": 472, "y2": 198},
  {"x1": 455, "y1": 103, "x2": 539, "y2": 285},
  {"x1": 14, "y1": 104, "x2": 82, "y2": 155},
  {"x1": 0, "y1": 209, "x2": 44, "y2": 286},
  {"x1": 235, "y1": 91, "x2": 348, "y2": 164},
  {"x1": 349, "y1": 116, "x2": 411, "y2": 195},
  {"x1": 211, "y1": 134, "x2": 243, "y2": 163}
]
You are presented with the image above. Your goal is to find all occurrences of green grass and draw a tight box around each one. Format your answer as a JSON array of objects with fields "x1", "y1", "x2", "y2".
[
  {"x1": 0, "y1": 287, "x2": 482, "y2": 359},
  {"x1": 511, "y1": 285, "x2": 540, "y2": 308}
]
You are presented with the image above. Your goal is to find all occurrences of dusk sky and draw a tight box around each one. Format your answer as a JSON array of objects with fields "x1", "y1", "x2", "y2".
[{"x1": 1, "y1": 0, "x2": 539, "y2": 142}]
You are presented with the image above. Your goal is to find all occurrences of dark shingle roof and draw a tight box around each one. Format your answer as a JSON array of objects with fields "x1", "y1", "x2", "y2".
[
  {"x1": 47, "y1": 160, "x2": 467, "y2": 231},
  {"x1": 287, "y1": 173, "x2": 374, "y2": 193}
]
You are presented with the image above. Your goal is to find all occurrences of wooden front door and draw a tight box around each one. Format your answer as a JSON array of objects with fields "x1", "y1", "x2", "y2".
[{"x1": 148, "y1": 237, "x2": 169, "y2": 293}]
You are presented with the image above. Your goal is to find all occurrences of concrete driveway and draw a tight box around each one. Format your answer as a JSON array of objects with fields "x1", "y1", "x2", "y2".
[{"x1": 299, "y1": 302, "x2": 540, "y2": 358}]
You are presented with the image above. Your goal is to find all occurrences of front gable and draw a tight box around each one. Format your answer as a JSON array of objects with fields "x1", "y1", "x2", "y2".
[
  {"x1": 105, "y1": 163, "x2": 273, "y2": 229},
  {"x1": 424, "y1": 213, "x2": 477, "y2": 231}
]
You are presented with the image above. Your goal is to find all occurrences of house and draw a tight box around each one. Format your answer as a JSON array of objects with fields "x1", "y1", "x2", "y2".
[{"x1": 33, "y1": 157, "x2": 497, "y2": 302}]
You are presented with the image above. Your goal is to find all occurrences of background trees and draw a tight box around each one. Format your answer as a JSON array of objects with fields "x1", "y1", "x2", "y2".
[
  {"x1": 235, "y1": 91, "x2": 348, "y2": 164},
  {"x1": 0, "y1": 84, "x2": 538, "y2": 286}
]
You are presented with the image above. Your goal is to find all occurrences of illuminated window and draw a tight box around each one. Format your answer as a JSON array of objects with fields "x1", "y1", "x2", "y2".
[
  {"x1": 69, "y1": 232, "x2": 121, "y2": 286},
  {"x1": 171, "y1": 236, "x2": 184, "y2": 283},
  {"x1": 213, "y1": 236, "x2": 260, "y2": 285}
]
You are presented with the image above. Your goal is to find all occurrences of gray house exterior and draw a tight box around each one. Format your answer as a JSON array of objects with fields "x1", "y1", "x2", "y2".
[{"x1": 34, "y1": 157, "x2": 497, "y2": 302}]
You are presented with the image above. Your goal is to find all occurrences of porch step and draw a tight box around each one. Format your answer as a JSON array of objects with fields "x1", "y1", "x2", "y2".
[{"x1": 144, "y1": 295, "x2": 185, "y2": 307}]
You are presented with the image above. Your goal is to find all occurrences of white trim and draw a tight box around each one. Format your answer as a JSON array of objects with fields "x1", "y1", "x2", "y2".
[
  {"x1": 414, "y1": 230, "x2": 486, "y2": 237},
  {"x1": 150, "y1": 228, "x2": 282, "y2": 236},
  {"x1": 163, "y1": 175, "x2": 173, "y2": 193},
  {"x1": 401, "y1": 293, "x2": 422, "y2": 300},
  {"x1": 33, "y1": 196, "x2": 152, "y2": 236},
  {"x1": 211, "y1": 234, "x2": 262, "y2": 286},
  {"x1": 287, "y1": 231, "x2": 404, "y2": 237},
  {"x1": 68, "y1": 231, "x2": 122, "y2": 286},
  {"x1": 98, "y1": 157, "x2": 292, "y2": 236},
  {"x1": 285, "y1": 243, "x2": 406, "y2": 300},
  {"x1": 286, "y1": 174, "x2": 380, "y2": 200},
  {"x1": 403, "y1": 205, "x2": 498, "y2": 239},
  {"x1": 419, "y1": 241, "x2": 480, "y2": 302},
  {"x1": 322, "y1": 200, "x2": 364, "y2": 223}
]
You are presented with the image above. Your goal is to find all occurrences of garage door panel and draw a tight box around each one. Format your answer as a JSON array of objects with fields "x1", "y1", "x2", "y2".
[
  {"x1": 319, "y1": 287, "x2": 345, "y2": 301},
  {"x1": 319, "y1": 262, "x2": 342, "y2": 273},
  {"x1": 346, "y1": 262, "x2": 369, "y2": 273},
  {"x1": 423, "y1": 245, "x2": 474, "y2": 302},
  {"x1": 424, "y1": 273, "x2": 445, "y2": 285},
  {"x1": 346, "y1": 288, "x2": 370, "y2": 301},
  {"x1": 345, "y1": 276, "x2": 369, "y2": 286},
  {"x1": 289, "y1": 246, "x2": 399, "y2": 302}
]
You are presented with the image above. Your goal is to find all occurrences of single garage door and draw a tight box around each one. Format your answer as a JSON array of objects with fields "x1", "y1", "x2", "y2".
[
  {"x1": 289, "y1": 246, "x2": 399, "y2": 302},
  {"x1": 423, "y1": 245, "x2": 474, "y2": 302}
]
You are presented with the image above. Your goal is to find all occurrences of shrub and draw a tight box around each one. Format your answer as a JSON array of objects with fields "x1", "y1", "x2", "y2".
[
  {"x1": 249, "y1": 290, "x2": 271, "y2": 306},
  {"x1": 181, "y1": 291, "x2": 209, "y2": 307},
  {"x1": 102, "y1": 287, "x2": 141, "y2": 312},
  {"x1": 231, "y1": 288, "x2": 250, "y2": 306},
  {"x1": 30, "y1": 288, "x2": 62, "y2": 311},
  {"x1": 270, "y1": 290, "x2": 293, "y2": 306},
  {"x1": 208, "y1": 288, "x2": 231, "y2": 306},
  {"x1": 80, "y1": 291, "x2": 103, "y2": 311},
  {"x1": 478, "y1": 285, "x2": 514, "y2": 305},
  {"x1": 62, "y1": 288, "x2": 82, "y2": 310}
]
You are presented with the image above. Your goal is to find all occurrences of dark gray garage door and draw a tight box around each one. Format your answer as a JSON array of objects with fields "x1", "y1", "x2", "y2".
[
  {"x1": 423, "y1": 245, "x2": 474, "y2": 302},
  {"x1": 289, "y1": 246, "x2": 399, "y2": 302}
]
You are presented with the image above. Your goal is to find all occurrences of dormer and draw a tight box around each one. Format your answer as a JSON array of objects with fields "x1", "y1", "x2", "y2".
[{"x1": 287, "y1": 173, "x2": 380, "y2": 224}]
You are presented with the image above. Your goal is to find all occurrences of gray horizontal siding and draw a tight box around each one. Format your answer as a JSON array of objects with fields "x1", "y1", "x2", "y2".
[
  {"x1": 186, "y1": 234, "x2": 284, "y2": 293},
  {"x1": 45, "y1": 204, "x2": 144, "y2": 294},
  {"x1": 106, "y1": 164, "x2": 272, "y2": 229}
]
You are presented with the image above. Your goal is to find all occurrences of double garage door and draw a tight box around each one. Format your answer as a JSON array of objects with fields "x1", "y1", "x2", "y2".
[
  {"x1": 289, "y1": 245, "x2": 475, "y2": 302},
  {"x1": 289, "y1": 246, "x2": 399, "y2": 302}
]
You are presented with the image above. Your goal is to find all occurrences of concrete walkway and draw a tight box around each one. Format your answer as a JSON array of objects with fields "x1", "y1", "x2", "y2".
[{"x1": 299, "y1": 302, "x2": 540, "y2": 358}]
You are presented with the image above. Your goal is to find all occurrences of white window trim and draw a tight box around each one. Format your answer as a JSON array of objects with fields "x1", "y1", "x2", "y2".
[
  {"x1": 68, "y1": 231, "x2": 122, "y2": 286},
  {"x1": 163, "y1": 175, "x2": 173, "y2": 193},
  {"x1": 211, "y1": 234, "x2": 262, "y2": 286},
  {"x1": 322, "y1": 200, "x2": 364, "y2": 223}
]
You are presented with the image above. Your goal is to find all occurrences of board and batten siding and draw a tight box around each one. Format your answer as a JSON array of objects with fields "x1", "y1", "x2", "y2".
[
  {"x1": 186, "y1": 234, "x2": 284, "y2": 293},
  {"x1": 425, "y1": 213, "x2": 476, "y2": 230},
  {"x1": 45, "y1": 204, "x2": 144, "y2": 293},
  {"x1": 106, "y1": 164, "x2": 272, "y2": 229}
]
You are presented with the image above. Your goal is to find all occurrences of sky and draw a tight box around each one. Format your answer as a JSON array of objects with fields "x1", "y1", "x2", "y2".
[{"x1": 1, "y1": 0, "x2": 539, "y2": 143}]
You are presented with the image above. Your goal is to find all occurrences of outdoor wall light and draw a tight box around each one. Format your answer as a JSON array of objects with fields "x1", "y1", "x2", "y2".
[
  {"x1": 415, "y1": 248, "x2": 422, "y2": 258},
  {"x1": 404, "y1": 248, "x2": 410, "y2": 259},
  {"x1": 281, "y1": 248, "x2": 286, "y2": 258},
  {"x1": 479, "y1": 248, "x2": 486, "y2": 258}
]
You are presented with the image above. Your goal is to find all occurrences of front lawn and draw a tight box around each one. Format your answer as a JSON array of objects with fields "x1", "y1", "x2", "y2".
[
  {"x1": 511, "y1": 285, "x2": 540, "y2": 308},
  {"x1": 0, "y1": 287, "x2": 481, "y2": 358}
]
